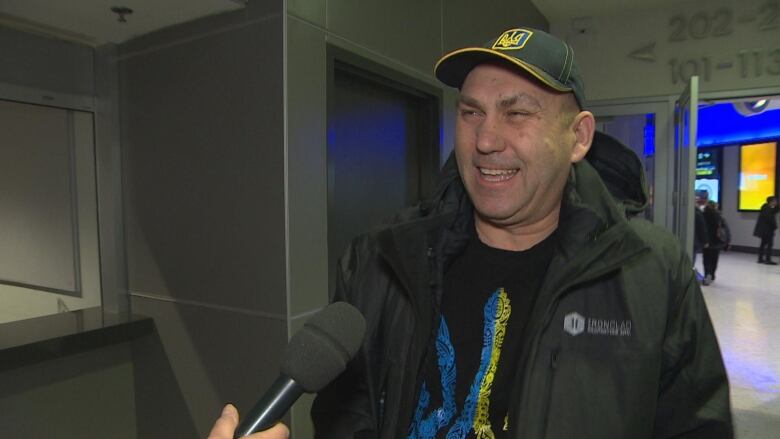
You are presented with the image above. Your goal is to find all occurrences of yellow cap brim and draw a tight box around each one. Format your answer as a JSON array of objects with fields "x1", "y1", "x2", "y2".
[{"x1": 434, "y1": 47, "x2": 572, "y2": 93}]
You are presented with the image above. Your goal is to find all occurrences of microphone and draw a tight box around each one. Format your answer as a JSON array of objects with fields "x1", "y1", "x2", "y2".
[{"x1": 234, "y1": 302, "x2": 366, "y2": 437}]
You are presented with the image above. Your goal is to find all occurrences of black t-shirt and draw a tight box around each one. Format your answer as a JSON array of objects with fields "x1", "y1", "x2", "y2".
[{"x1": 407, "y1": 226, "x2": 557, "y2": 438}]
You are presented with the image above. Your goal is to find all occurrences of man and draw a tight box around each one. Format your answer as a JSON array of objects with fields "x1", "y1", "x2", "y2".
[
  {"x1": 754, "y1": 195, "x2": 779, "y2": 264},
  {"x1": 212, "y1": 27, "x2": 732, "y2": 438},
  {"x1": 693, "y1": 190, "x2": 710, "y2": 283}
]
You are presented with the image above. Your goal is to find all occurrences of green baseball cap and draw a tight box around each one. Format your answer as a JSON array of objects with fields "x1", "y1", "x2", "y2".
[{"x1": 435, "y1": 27, "x2": 586, "y2": 109}]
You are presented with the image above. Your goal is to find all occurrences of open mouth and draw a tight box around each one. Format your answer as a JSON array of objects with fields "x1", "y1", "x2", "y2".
[{"x1": 478, "y1": 167, "x2": 518, "y2": 182}]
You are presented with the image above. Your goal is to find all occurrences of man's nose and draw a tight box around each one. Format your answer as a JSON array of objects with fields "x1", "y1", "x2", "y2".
[{"x1": 475, "y1": 118, "x2": 505, "y2": 154}]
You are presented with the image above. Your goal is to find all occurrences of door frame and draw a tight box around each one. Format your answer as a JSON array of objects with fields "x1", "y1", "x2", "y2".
[
  {"x1": 326, "y1": 44, "x2": 442, "y2": 201},
  {"x1": 324, "y1": 45, "x2": 443, "y2": 291},
  {"x1": 674, "y1": 76, "x2": 699, "y2": 259}
]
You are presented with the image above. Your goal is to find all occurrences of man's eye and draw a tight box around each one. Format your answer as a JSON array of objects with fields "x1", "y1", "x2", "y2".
[
  {"x1": 508, "y1": 110, "x2": 530, "y2": 117},
  {"x1": 460, "y1": 109, "x2": 481, "y2": 117}
]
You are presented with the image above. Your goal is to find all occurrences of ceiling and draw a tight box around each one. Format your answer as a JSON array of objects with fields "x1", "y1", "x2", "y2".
[
  {"x1": 530, "y1": 0, "x2": 700, "y2": 23},
  {"x1": 0, "y1": 0, "x2": 710, "y2": 47},
  {"x1": 0, "y1": 0, "x2": 246, "y2": 46}
]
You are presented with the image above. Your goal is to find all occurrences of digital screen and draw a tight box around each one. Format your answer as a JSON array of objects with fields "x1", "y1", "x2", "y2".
[
  {"x1": 739, "y1": 142, "x2": 777, "y2": 211},
  {"x1": 695, "y1": 178, "x2": 720, "y2": 204},
  {"x1": 695, "y1": 148, "x2": 721, "y2": 203}
]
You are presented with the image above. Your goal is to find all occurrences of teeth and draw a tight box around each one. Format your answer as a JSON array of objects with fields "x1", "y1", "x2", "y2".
[{"x1": 479, "y1": 168, "x2": 517, "y2": 176}]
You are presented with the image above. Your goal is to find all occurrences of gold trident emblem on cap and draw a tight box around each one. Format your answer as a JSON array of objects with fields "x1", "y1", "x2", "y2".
[{"x1": 492, "y1": 29, "x2": 532, "y2": 50}]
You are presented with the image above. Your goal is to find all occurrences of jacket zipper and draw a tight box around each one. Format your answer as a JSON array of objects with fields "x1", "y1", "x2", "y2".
[
  {"x1": 509, "y1": 259, "x2": 621, "y2": 435},
  {"x1": 378, "y1": 388, "x2": 386, "y2": 429},
  {"x1": 395, "y1": 245, "x2": 438, "y2": 438}
]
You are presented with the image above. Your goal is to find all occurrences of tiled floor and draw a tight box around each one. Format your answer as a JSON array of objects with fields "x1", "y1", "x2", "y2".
[{"x1": 697, "y1": 250, "x2": 780, "y2": 438}]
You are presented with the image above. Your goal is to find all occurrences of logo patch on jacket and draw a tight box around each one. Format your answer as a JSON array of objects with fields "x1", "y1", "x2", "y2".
[
  {"x1": 563, "y1": 312, "x2": 585, "y2": 335},
  {"x1": 564, "y1": 312, "x2": 632, "y2": 337},
  {"x1": 492, "y1": 29, "x2": 532, "y2": 50}
]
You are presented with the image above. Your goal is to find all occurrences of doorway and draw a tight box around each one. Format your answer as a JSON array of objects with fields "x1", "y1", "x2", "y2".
[
  {"x1": 590, "y1": 85, "x2": 780, "y2": 257},
  {"x1": 591, "y1": 100, "x2": 673, "y2": 229},
  {"x1": 326, "y1": 47, "x2": 441, "y2": 292}
]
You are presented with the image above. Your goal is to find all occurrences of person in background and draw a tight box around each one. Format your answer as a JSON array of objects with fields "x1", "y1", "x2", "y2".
[
  {"x1": 702, "y1": 200, "x2": 725, "y2": 285},
  {"x1": 754, "y1": 195, "x2": 779, "y2": 265},
  {"x1": 719, "y1": 204, "x2": 732, "y2": 252},
  {"x1": 693, "y1": 190, "x2": 710, "y2": 280}
]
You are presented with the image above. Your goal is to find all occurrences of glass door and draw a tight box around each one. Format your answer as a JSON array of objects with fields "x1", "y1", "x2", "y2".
[{"x1": 673, "y1": 76, "x2": 699, "y2": 259}]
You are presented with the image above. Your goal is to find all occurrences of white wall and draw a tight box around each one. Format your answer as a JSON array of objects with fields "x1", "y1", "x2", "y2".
[{"x1": 550, "y1": 0, "x2": 780, "y2": 102}]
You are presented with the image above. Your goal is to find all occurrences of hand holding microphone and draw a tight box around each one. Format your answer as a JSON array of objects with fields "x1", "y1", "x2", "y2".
[
  {"x1": 207, "y1": 302, "x2": 366, "y2": 438},
  {"x1": 207, "y1": 404, "x2": 288, "y2": 439}
]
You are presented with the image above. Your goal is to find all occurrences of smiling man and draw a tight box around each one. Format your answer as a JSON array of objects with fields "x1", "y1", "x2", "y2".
[
  {"x1": 453, "y1": 62, "x2": 590, "y2": 252},
  {"x1": 211, "y1": 26, "x2": 733, "y2": 439}
]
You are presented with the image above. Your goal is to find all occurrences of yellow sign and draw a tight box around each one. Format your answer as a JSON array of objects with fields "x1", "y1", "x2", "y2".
[{"x1": 739, "y1": 142, "x2": 777, "y2": 210}]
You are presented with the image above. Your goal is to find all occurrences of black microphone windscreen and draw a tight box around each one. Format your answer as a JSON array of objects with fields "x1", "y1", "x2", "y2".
[{"x1": 280, "y1": 302, "x2": 366, "y2": 393}]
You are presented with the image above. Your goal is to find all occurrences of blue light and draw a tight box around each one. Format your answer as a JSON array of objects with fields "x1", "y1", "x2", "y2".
[
  {"x1": 644, "y1": 114, "x2": 655, "y2": 157},
  {"x1": 698, "y1": 102, "x2": 780, "y2": 147}
]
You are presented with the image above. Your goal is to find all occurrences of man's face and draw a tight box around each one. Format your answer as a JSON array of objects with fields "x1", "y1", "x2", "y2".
[
  {"x1": 770, "y1": 198, "x2": 778, "y2": 208},
  {"x1": 454, "y1": 63, "x2": 584, "y2": 228}
]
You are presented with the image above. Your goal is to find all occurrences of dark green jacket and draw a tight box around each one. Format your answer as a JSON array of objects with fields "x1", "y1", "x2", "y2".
[{"x1": 312, "y1": 134, "x2": 732, "y2": 438}]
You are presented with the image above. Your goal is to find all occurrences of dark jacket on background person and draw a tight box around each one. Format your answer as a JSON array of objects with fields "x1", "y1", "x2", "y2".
[
  {"x1": 703, "y1": 205, "x2": 725, "y2": 250},
  {"x1": 311, "y1": 134, "x2": 733, "y2": 438},
  {"x1": 754, "y1": 202, "x2": 779, "y2": 239},
  {"x1": 694, "y1": 207, "x2": 709, "y2": 253},
  {"x1": 720, "y1": 216, "x2": 732, "y2": 250}
]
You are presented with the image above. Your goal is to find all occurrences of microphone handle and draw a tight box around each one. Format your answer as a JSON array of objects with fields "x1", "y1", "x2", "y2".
[{"x1": 234, "y1": 376, "x2": 303, "y2": 438}]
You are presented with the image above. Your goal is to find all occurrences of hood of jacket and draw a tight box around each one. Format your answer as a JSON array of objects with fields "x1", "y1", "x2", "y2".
[{"x1": 585, "y1": 130, "x2": 649, "y2": 216}]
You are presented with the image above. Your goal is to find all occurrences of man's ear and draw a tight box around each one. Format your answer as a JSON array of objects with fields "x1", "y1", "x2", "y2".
[{"x1": 570, "y1": 111, "x2": 595, "y2": 163}]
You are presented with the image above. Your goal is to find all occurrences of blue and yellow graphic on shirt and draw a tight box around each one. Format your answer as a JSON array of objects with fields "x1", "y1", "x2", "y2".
[{"x1": 408, "y1": 289, "x2": 511, "y2": 439}]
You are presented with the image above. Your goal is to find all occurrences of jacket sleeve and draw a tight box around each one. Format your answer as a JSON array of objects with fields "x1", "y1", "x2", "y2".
[
  {"x1": 694, "y1": 210, "x2": 709, "y2": 249},
  {"x1": 311, "y1": 241, "x2": 378, "y2": 438},
  {"x1": 653, "y1": 252, "x2": 733, "y2": 438}
]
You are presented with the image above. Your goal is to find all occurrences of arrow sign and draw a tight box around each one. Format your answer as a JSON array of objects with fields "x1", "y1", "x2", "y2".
[{"x1": 628, "y1": 42, "x2": 656, "y2": 62}]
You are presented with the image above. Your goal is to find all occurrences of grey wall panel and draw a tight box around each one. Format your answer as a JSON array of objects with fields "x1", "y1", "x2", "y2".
[
  {"x1": 119, "y1": 1, "x2": 284, "y2": 56},
  {"x1": 288, "y1": 0, "x2": 326, "y2": 27},
  {"x1": 94, "y1": 43, "x2": 129, "y2": 314},
  {"x1": 0, "y1": 26, "x2": 94, "y2": 95},
  {"x1": 327, "y1": 0, "x2": 442, "y2": 74},
  {"x1": 287, "y1": 17, "x2": 329, "y2": 317},
  {"x1": 121, "y1": 18, "x2": 287, "y2": 314},
  {"x1": 442, "y1": 0, "x2": 548, "y2": 52},
  {"x1": 130, "y1": 296, "x2": 287, "y2": 437},
  {"x1": 0, "y1": 343, "x2": 136, "y2": 439}
]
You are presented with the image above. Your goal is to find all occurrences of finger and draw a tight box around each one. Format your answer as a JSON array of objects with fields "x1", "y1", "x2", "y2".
[
  {"x1": 248, "y1": 423, "x2": 290, "y2": 439},
  {"x1": 207, "y1": 404, "x2": 239, "y2": 439}
]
